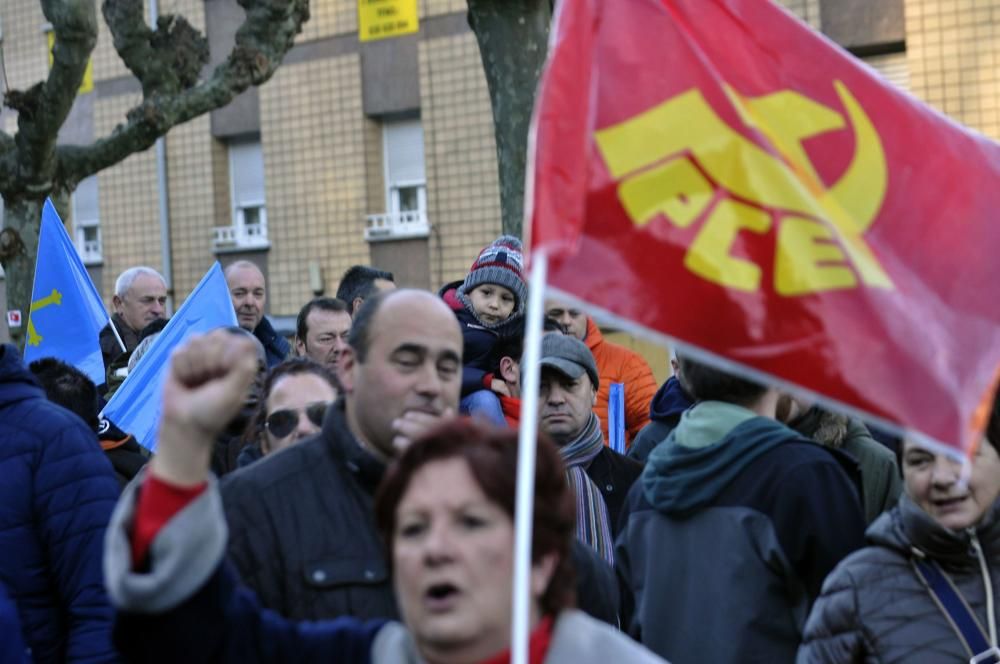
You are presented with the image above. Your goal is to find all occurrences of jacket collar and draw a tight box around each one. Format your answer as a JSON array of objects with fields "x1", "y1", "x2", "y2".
[
  {"x1": 584, "y1": 317, "x2": 603, "y2": 352},
  {"x1": 322, "y1": 400, "x2": 386, "y2": 494},
  {"x1": 870, "y1": 494, "x2": 1000, "y2": 569}
]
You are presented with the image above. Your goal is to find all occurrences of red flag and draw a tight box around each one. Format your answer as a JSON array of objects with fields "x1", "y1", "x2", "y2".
[{"x1": 527, "y1": 0, "x2": 1000, "y2": 453}]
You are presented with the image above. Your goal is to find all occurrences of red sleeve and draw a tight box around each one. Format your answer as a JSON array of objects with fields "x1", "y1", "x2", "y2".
[
  {"x1": 482, "y1": 372, "x2": 495, "y2": 390},
  {"x1": 131, "y1": 474, "x2": 207, "y2": 568}
]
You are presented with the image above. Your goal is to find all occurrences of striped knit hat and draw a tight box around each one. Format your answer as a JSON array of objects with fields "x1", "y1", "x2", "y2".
[{"x1": 461, "y1": 235, "x2": 527, "y2": 311}]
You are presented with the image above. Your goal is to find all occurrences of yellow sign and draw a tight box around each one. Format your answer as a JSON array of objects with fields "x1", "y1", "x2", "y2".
[
  {"x1": 358, "y1": 0, "x2": 419, "y2": 42},
  {"x1": 47, "y1": 31, "x2": 94, "y2": 94},
  {"x1": 594, "y1": 80, "x2": 892, "y2": 297}
]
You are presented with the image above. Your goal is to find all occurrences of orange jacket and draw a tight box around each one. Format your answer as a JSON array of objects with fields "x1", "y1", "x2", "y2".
[{"x1": 584, "y1": 318, "x2": 658, "y2": 447}]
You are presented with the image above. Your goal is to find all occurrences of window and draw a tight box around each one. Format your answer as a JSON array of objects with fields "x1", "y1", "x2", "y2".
[
  {"x1": 72, "y1": 176, "x2": 101, "y2": 264},
  {"x1": 384, "y1": 119, "x2": 427, "y2": 218},
  {"x1": 222, "y1": 139, "x2": 268, "y2": 249},
  {"x1": 365, "y1": 118, "x2": 430, "y2": 241}
]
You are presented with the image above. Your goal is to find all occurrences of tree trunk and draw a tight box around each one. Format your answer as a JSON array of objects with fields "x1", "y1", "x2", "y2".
[
  {"x1": 467, "y1": 0, "x2": 552, "y2": 239},
  {"x1": 0, "y1": 199, "x2": 44, "y2": 350}
]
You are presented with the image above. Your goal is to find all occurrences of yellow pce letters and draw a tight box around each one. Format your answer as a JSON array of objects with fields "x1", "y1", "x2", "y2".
[{"x1": 594, "y1": 81, "x2": 893, "y2": 296}]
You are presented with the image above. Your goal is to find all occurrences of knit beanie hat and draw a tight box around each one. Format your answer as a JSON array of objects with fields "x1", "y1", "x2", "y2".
[{"x1": 461, "y1": 235, "x2": 527, "y2": 310}]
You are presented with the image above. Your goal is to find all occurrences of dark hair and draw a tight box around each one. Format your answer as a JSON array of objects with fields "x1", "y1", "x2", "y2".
[
  {"x1": 374, "y1": 419, "x2": 577, "y2": 616},
  {"x1": 494, "y1": 335, "x2": 525, "y2": 372},
  {"x1": 677, "y1": 356, "x2": 767, "y2": 406},
  {"x1": 241, "y1": 357, "x2": 342, "y2": 447},
  {"x1": 336, "y1": 266, "x2": 395, "y2": 315},
  {"x1": 28, "y1": 358, "x2": 100, "y2": 430},
  {"x1": 296, "y1": 297, "x2": 350, "y2": 342},
  {"x1": 347, "y1": 289, "x2": 397, "y2": 363}
]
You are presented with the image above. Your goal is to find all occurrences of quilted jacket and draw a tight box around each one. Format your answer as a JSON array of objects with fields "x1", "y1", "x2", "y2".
[
  {"x1": 0, "y1": 344, "x2": 119, "y2": 662},
  {"x1": 798, "y1": 495, "x2": 1000, "y2": 663}
]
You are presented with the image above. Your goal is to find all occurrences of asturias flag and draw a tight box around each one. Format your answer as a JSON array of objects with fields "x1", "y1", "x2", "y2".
[
  {"x1": 23, "y1": 200, "x2": 110, "y2": 385},
  {"x1": 528, "y1": 0, "x2": 1000, "y2": 453},
  {"x1": 102, "y1": 262, "x2": 237, "y2": 451}
]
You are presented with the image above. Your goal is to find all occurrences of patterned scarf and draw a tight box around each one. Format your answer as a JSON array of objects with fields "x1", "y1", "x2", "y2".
[{"x1": 559, "y1": 413, "x2": 615, "y2": 564}]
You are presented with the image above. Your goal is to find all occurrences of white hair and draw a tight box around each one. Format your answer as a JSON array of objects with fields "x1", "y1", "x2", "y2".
[{"x1": 115, "y1": 266, "x2": 166, "y2": 297}]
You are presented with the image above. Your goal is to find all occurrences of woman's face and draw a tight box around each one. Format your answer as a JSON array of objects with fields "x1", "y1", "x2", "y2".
[
  {"x1": 902, "y1": 438, "x2": 1000, "y2": 531},
  {"x1": 392, "y1": 457, "x2": 553, "y2": 662},
  {"x1": 262, "y1": 373, "x2": 336, "y2": 454}
]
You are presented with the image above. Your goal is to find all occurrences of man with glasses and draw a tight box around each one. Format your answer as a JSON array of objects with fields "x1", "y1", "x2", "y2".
[{"x1": 220, "y1": 289, "x2": 462, "y2": 621}]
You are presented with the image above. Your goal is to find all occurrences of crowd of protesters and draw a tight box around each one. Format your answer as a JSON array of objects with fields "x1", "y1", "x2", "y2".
[{"x1": 1, "y1": 233, "x2": 998, "y2": 664}]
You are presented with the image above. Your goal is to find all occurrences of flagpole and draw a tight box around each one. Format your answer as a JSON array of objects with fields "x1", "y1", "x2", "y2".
[
  {"x1": 512, "y1": 248, "x2": 547, "y2": 664},
  {"x1": 108, "y1": 315, "x2": 127, "y2": 354}
]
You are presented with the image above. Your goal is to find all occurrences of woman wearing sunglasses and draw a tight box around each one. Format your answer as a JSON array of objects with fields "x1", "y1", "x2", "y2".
[
  {"x1": 799, "y1": 395, "x2": 1000, "y2": 663},
  {"x1": 237, "y1": 357, "x2": 340, "y2": 468},
  {"x1": 104, "y1": 331, "x2": 664, "y2": 663}
]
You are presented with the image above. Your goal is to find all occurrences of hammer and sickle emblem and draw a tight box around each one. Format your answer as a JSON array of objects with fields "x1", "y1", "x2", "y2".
[
  {"x1": 26, "y1": 289, "x2": 63, "y2": 347},
  {"x1": 595, "y1": 80, "x2": 893, "y2": 296}
]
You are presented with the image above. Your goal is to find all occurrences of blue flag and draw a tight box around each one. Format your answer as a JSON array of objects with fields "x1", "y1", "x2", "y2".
[
  {"x1": 102, "y1": 262, "x2": 237, "y2": 451},
  {"x1": 23, "y1": 200, "x2": 110, "y2": 385}
]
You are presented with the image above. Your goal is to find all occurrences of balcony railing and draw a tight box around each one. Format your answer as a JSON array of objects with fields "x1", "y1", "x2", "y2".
[
  {"x1": 76, "y1": 239, "x2": 102, "y2": 264},
  {"x1": 364, "y1": 210, "x2": 430, "y2": 242},
  {"x1": 212, "y1": 223, "x2": 269, "y2": 251}
]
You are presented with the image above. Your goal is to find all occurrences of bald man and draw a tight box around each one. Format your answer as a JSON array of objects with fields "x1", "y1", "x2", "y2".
[{"x1": 224, "y1": 261, "x2": 289, "y2": 368}]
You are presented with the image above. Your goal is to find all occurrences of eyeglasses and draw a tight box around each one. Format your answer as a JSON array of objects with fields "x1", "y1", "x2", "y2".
[{"x1": 265, "y1": 402, "x2": 331, "y2": 439}]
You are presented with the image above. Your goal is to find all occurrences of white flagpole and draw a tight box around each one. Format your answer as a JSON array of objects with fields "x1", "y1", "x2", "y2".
[
  {"x1": 512, "y1": 248, "x2": 548, "y2": 664},
  {"x1": 107, "y1": 315, "x2": 127, "y2": 353}
]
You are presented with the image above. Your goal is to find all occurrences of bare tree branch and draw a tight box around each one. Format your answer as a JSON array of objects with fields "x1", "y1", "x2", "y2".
[
  {"x1": 6, "y1": 0, "x2": 97, "y2": 193},
  {"x1": 58, "y1": 0, "x2": 307, "y2": 184}
]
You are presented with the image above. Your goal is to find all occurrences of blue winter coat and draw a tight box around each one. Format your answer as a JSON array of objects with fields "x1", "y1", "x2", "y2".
[
  {"x1": 0, "y1": 344, "x2": 120, "y2": 663},
  {"x1": 0, "y1": 581, "x2": 30, "y2": 664}
]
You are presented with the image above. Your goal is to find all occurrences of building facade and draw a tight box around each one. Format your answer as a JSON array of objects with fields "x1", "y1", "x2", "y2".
[{"x1": 0, "y1": 0, "x2": 998, "y2": 341}]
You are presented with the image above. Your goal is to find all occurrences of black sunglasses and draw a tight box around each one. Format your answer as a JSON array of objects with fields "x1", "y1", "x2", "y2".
[{"x1": 265, "y1": 402, "x2": 331, "y2": 438}]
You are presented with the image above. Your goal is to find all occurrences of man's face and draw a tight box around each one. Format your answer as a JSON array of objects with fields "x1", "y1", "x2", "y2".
[
  {"x1": 296, "y1": 309, "x2": 352, "y2": 371},
  {"x1": 341, "y1": 292, "x2": 462, "y2": 458},
  {"x1": 544, "y1": 300, "x2": 587, "y2": 340},
  {"x1": 114, "y1": 274, "x2": 167, "y2": 332},
  {"x1": 227, "y1": 265, "x2": 266, "y2": 331},
  {"x1": 538, "y1": 368, "x2": 597, "y2": 443}
]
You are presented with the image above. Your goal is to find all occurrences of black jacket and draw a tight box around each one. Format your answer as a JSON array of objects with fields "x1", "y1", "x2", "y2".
[
  {"x1": 252, "y1": 317, "x2": 291, "y2": 369},
  {"x1": 99, "y1": 313, "x2": 140, "y2": 374},
  {"x1": 628, "y1": 376, "x2": 694, "y2": 463},
  {"x1": 221, "y1": 404, "x2": 397, "y2": 621},
  {"x1": 586, "y1": 446, "x2": 644, "y2": 534},
  {"x1": 221, "y1": 403, "x2": 623, "y2": 624}
]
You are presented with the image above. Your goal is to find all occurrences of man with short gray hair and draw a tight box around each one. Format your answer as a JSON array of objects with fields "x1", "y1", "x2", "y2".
[{"x1": 100, "y1": 266, "x2": 167, "y2": 372}]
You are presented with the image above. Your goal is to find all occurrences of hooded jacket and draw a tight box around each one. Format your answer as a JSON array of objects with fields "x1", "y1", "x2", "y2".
[
  {"x1": 616, "y1": 401, "x2": 867, "y2": 664},
  {"x1": 798, "y1": 495, "x2": 1000, "y2": 663},
  {"x1": 583, "y1": 318, "x2": 657, "y2": 446},
  {"x1": 628, "y1": 376, "x2": 694, "y2": 463},
  {"x1": 0, "y1": 344, "x2": 119, "y2": 663}
]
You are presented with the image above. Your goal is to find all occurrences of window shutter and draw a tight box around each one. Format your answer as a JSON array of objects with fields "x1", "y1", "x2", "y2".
[
  {"x1": 385, "y1": 120, "x2": 426, "y2": 185},
  {"x1": 230, "y1": 141, "x2": 266, "y2": 206},
  {"x1": 864, "y1": 52, "x2": 909, "y2": 92},
  {"x1": 73, "y1": 176, "x2": 100, "y2": 226}
]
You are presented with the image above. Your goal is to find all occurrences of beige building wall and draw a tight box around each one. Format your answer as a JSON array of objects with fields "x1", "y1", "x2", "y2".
[
  {"x1": 778, "y1": 0, "x2": 823, "y2": 28},
  {"x1": 93, "y1": 93, "x2": 162, "y2": 305},
  {"x1": 905, "y1": 0, "x2": 1000, "y2": 139},
  {"x1": 420, "y1": 31, "x2": 502, "y2": 288},
  {"x1": 259, "y1": 54, "x2": 371, "y2": 311}
]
